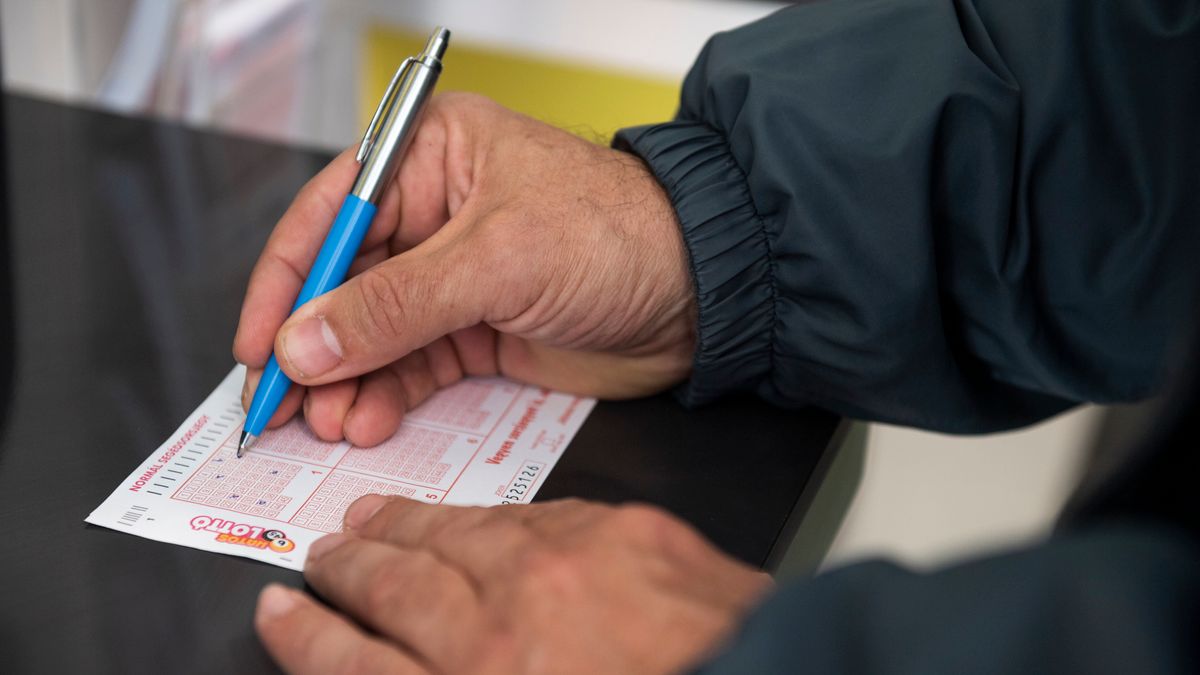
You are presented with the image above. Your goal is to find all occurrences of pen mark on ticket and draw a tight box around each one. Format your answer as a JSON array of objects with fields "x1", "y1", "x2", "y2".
[{"x1": 86, "y1": 366, "x2": 594, "y2": 570}]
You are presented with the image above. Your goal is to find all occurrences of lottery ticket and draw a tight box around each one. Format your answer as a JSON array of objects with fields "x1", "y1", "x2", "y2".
[{"x1": 87, "y1": 365, "x2": 594, "y2": 570}]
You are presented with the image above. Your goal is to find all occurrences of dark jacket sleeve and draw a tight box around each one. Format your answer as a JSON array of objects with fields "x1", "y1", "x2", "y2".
[
  {"x1": 691, "y1": 523, "x2": 1200, "y2": 675},
  {"x1": 615, "y1": 0, "x2": 1200, "y2": 432}
]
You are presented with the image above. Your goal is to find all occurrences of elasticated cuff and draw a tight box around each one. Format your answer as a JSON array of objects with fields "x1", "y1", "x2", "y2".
[{"x1": 615, "y1": 120, "x2": 775, "y2": 406}]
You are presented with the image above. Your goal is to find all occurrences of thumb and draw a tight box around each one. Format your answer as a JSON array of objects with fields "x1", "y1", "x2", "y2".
[{"x1": 273, "y1": 243, "x2": 488, "y2": 386}]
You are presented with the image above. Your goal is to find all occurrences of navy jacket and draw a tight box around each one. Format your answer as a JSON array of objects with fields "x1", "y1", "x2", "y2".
[
  {"x1": 615, "y1": 1, "x2": 1200, "y2": 672},
  {"x1": 692, "y1": 324, "x2": 1200, "y2": 674},
  {"x1": 617, "y1": 0, "x2": 1200, "y2": 433}
]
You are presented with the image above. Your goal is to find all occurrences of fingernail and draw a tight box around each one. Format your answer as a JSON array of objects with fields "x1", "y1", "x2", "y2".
[
  {"x1": 281, "y1": 317, "x2": 342, "y2": 378},
  {"x1": 257, "y1": 584, "x2": 298, "y2": 621},
  {"x1": 307, "y1": 533, "x2": 350, "y2": 563},
  {"x1": 345, "y1": 494, "x2": 389, "y2": 530}
]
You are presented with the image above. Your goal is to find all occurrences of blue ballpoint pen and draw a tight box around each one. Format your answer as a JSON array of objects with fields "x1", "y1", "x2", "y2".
[{"x1": 239, "y1": 27, "x2": 450, "y2": 457}]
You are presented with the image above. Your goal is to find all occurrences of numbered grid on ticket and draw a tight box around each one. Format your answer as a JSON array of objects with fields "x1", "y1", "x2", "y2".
[{"x1": 87, "y1": 366, "x2": 594, "y2": 570}]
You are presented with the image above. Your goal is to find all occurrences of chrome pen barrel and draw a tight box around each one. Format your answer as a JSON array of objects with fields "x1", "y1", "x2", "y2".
[{"x1": 351, "y1": 27, "x2": 450, "y2": 203}]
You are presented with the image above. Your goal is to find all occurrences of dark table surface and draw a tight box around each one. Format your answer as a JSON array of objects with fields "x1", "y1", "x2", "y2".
[{"x1": 0, "y1": 94, "x2": 841, "y2": 674}]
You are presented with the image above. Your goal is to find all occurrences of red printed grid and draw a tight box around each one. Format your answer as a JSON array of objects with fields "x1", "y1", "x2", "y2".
[
  {"x1": 176, "y1": 449, "x2": 300, "y2": 518},
  {"x1": 340, "y1": 426, "x2": 454, "y2": 485},
  {"x1": 406, "y1": 380, "x2": 493, "y2": 431},
  {"x1": 254, "y1": 421, "x2": 337, "y2": 464},
  {"x1": 291, "y1": 472, "x2": 416, "y2": 533}
]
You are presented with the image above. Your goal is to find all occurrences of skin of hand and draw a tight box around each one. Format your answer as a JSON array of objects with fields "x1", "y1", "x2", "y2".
[
  {"x1": 254, "y1": 496, "x2": 774, "y2": 675},
  {"x1": 232, "y1": 92, "x2": 696, "y2": 446}
]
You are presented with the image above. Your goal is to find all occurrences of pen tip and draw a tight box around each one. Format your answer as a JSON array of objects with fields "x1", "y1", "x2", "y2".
[{"x1": 238, "y1": 431, "x2": 257, "y2": 458}]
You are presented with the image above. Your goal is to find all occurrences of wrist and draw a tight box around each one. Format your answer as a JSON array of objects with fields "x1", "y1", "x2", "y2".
[{"x1": 615, "y1": 120, "x2": 775, "y2": 406}]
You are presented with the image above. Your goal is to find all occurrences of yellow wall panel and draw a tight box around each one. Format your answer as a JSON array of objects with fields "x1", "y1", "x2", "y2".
[{"x1": 364, "y1": 25, "x2": 680, "y2": 143}]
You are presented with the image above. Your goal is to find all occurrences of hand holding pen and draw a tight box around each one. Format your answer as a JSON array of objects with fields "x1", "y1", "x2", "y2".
[{"x1": 233, "y1": 35, "x2": 697, "y2": 453}]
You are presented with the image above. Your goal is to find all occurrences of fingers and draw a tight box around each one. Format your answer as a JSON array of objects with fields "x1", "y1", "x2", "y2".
[
  {"x1": 241, "y1": 367, "x2": 305, "y2": 429},
  {"x1": 339, "y1": 341, "x2": 462, "y2": 447},
  {"x1": 343, "y1": 496, "x2": 598, "y2": 539},
  {"x1": 422, "y1": 335, "x2": 467, "y2": 385},
  {"x1": 256, "y1": 338, "x2": 472, "y2": 448},
  {"x1": 343, "y1": 368, "x2": 406, "y2": 447},
  {"x1": 303, "y1": 535, "x2": 481, "y2": 670},
  {"x1": 447, "y1": 324, "x2": 500, "y2": 377},
  {"x1": 234, "y1": 149, "x2": 360, "y2": 368},
  {"x1": 503, "y1": 498, "x2": 613, "y2": 537},
  {"x1": 390, "y1": 104, "x2": 452, "y2": 250},
  {"x1": 346, "y1": 498, "x2": 542, "y2": 582},
  {"x1": 255, "y1": 584, "x2": 427, "y2": 675},
  {"x1": 302, "y1": 378, "x2": 359, "y2": 442}
]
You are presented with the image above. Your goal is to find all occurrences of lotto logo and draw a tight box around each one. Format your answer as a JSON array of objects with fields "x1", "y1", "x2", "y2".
[{"x1": 189, "y1": 515, "x2": 296, "y2": 553}]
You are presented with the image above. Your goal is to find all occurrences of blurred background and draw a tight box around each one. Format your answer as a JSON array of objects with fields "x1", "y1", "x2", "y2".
[
  {"x1": 0, "y1": 0, "x2": 783, "y2": 148},
  {"x1": 0, "y1": 0, "x2": 1103, "y2": 574}
]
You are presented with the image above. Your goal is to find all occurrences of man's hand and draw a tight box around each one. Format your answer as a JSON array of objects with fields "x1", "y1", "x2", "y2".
[
  {"x1": 233, "y1": 93, "x2": 695, "y2": 446},
  {"x1": 254, "y1": 497, "x2": 772, "y2": 675}
]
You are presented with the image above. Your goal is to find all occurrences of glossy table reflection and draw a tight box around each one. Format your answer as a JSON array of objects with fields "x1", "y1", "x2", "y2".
[{"x1": 0, "y1": 94, "x2": 842, "y2": 674}]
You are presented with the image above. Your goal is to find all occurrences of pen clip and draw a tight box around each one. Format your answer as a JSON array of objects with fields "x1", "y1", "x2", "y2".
[{"x1": 356, "y1": 56, "x2": 416, "y2": 163}]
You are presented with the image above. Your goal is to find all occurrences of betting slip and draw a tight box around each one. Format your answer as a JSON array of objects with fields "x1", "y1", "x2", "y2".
[{"x1": 87, "y1": 365, "x2": 595, "y2": 570}]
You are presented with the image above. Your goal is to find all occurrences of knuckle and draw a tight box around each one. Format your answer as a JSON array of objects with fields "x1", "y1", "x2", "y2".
[
  {"x1": 334, "y1": 645, "x2": 390, "y2": 675},
  {"x1": 363, "y1": 563, "x2": 412, "y2": 618},
  {"x1": 519, "y1": 548, "x2": 586, "y2": 598},
  {"x1": 428, "y1": 507, "x2": 499, "y2": 545},
  {"x1": 457, "y1": 505, "x2": 501, "y2": 531},
  {"x1": 474, "y1": 517, "x2": 529, "y2": 548},
  {"x1": 553, "y1": 497, "x2": 596, "y2": 513},
  {"x1": 355, "y1": 504, "x2": 399, "y2": 538},
  {"x1": 439, "y1": 90, "x2": 497, "y2": 116},
  {"x1": 609, "y1": 503, "x2": 679, "y2": 540},
  {"x1": 438, "y1": 90, "x2": 485, "y2": 107},
  {"x1": 296, "y1": 173, "x2": 326, "y2": 207},
  {"x1": 395, "y1": 554, "x2": 451, "y2": 606},
  {"x1": 612, "y1": 502, "x2": 669, "y2": 529},
  {"x1": 612, "y1": 503, "x2": 710, "y2": 561}
]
